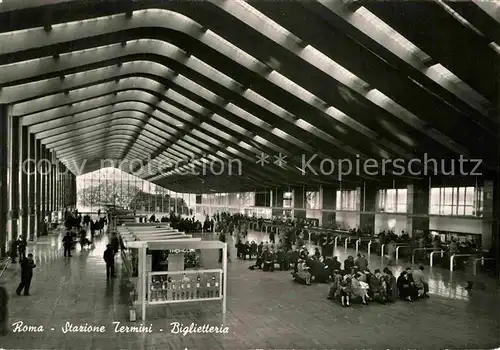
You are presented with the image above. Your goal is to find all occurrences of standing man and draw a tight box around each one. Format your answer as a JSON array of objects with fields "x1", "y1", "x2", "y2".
[
  {"x1": 9, "y1": 239, "x2": 18, "y2": 264},
  {"x1": 103, "y1": 244, "x2": 115, "y2": 279},
  {"x1": 16, "y1": 253, "x2": 36, "y2": 296},
  {"x1": 17, "y1": 237, "x2": 27, "y2": 263},
  {"x1": 62, "y1": 232, "x2": 73, "y2": 257},
  {"x1": 0, "y1": 279, "x2": 8, "y2": 335}
]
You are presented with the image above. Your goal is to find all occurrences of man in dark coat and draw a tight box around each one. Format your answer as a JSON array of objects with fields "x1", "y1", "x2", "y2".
[
  {"x1": 17, "y1": 237, "x2": 27, "y2": 262},
  {"x1": 62, "y1": 232, "x2": 73, "y2": 257},
  {"x1": 16, "y1": 253, "x2": 36, "y2": 296},
  {"x1": 0, "y1": 279, "x2": 8, "y2": 335},
  {"x1": 10, "y1": 239, "x2": 18, "y2": 264},
  {"x1": 103, "y1": 244, "x2": 115, "y2": 279}
]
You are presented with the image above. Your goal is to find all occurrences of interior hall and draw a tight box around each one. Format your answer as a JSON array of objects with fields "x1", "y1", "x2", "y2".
[{"x1": 0, "y1": 0, "x2": 498, "y2": 349}]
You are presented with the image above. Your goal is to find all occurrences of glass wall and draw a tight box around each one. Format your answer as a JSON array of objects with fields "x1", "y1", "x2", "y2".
[
  {"x1": 376, "y1": 189, "x2": 407, "y2": 213},
  {"x1": 336, "y1": 190, "x2": 358, "y2": 211},
  {"x1": 429, "y1": 186, "x2": 482, "y2": 216},
  {"x1": 76, "y1": 167, "x2": 191, "y2": 216}
]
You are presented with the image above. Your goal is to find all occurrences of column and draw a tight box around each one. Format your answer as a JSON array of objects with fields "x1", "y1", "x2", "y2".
[
  {"x1": 407, "y1": 179, "x2": 430, "y2": 238},
  {"x1": 28, "y1": 134, "x2": 36, "y2": 240},
  {"x1": 481, "y1": 180, "x2": 494, "y2": 250},
  {"x1": 45, "y1": 148, "x2": 51, "y2": 217},
  {"x1": 21, "y1": 127, "x2": 29, "y2": 238},
  {"x1": 51, "y1": 151, "x2": 56, "y2": 212},
  {"x1": 10, "y1": 115, "x2": 20, "y2": 243},
  {"x1": 271, "y1": 188, "x2": 283, "y2": 217},
  {"x1": 35, "y1": 139, "x2": 41, "y2": 236},
  {"x1": 359, "y1": 181, "x2": 377, "y2": 234},
  {"x1": 321, "y1": 186, "x2": 336, "y2": 228},
  {"x1": 39, "y1": 142, "x2": 46, "y2": 235},
  {"x1": 0, "y1": 106, "x2": 8, "y2": 257},
  {"x1": 293, "y1": 186, "x2": 306, "y2": 219}
]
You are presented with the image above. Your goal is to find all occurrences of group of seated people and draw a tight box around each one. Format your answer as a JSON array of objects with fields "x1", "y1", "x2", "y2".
[
  {"x1": 326, "y1": 264, "x2": 429, "y2": 307},
  {"x1": 247, "y1": 243, "x2": 430, "y2": 307}
]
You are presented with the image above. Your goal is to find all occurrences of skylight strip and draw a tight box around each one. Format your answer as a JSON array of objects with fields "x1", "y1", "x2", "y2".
[
  {"x1": 190, "y1": 130, "x2": 225, "y2": 147},
  {"x1": 148, "y1": 119, "x2": 179, "y2": 135},
  {"x1": 142, "y1": 127, "x2": 174, "y2": 143},
  {"x1": 428, "y1": 64, "x2": 489, "y2": 106},
  {"x1": 242, "y1": 89, "x2": 296, "y2": 123},
  {"x1": 182, "y1": 135, "x2": 211, "y2": 151},
  {"x1": 186, "y1": 57, "x2": 243, "y2": 92},
  {"x1": 199, "y1": 122, "x2": 234, "y2": 141},
  {"x1": 216, "y1": 0, "x2": 304, "y2": 52},
  {"x1": 225, "y1": 103, "x2": 270, "y2": 129},
  {"x1": 237, "y1": 141, "x2": 255, "y2": 152},
  {"x1": 203, "y1": 30, "x2": 265, "y2": 74},
  {"x1": 152, "y1": 112, "x2": 186, "y2": 130},
  {"x1": 226, "y1": 146, "x2": 252, "y2": 161},
  {"x1": 472, "y1": 1, "x2": 500, "y2": 24},
  {"x1": 272, "y1": 128, "x2": 315, "y2": 153},
  {"x1": 433, "y1": 0, "x2": 484, "y2": 36},
  {"x1": 490, "y1": 42, "x2": 500, "y2": 54},
  {"x1": 174, "y1": 75, "x2": 222, "y2": 105},
  {"x1": 165, "y1": 90, "x2": 211, "y2": 116},
  {"x1": 211, "y1": 115, "x2": 251, "y2": 137},
  {"x1": 318, "y1": 2, "x2": 489, "y2": 114},
  {"x1": 253, "y1": 135, "x2": 288, "y2": 154},
  {"x1": 176, "y1": 140, "x2": 201, "y2": 154},
  {"x1": 156, "y1": 102, "x2": 197, "y2": 124}
]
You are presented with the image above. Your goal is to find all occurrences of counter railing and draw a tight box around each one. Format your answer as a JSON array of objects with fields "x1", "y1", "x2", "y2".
[
  {"x1": 472, "y1": 257, "x2": 495, "y2": 276},
  {"x1": 395, "y1": 245, "x2": 411, "y2": 262},
  {"x1": 429, "y1": 250, "x2": 445, "y2": 267},
  {"x1": 411, "y1": 247, "x2": 440, "y2": 265},
  {"x1": 450, "y1": 254, "x2": 479, "y2": 272},
  {"x1": 355, "y1": 238, "x2": 372, "y2": 255}
]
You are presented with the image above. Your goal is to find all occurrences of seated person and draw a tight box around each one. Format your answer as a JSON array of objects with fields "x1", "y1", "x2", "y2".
[
  {"x1": 308, "y1": 258, "x2": 329, "y2": 283},
  {"x1": 288, "y1": 249, "x2": 300, "y2": 272},
  {"x1": 412, "y1": 265, "x2": 429, "y2": 298},
  {"x1": 263, "y1": 250, "x2": 277, "y2": 272},
  {"x1": 383, "y1": 268, "x2": 398, "y2": 302},
  {"x1": 368, "y1": 269, "x2": 387, "y2": 303},
  {"x1": 405, "y1": 267, "x2": 419, "y2": 300},
  {"x1": 249, "y1": 249, "x2": 268, "y2": 270},
  {"x1": 339, "y1": 274, "x2": 353, "y2": 307},
  {"x1": 299, "y1": 246, "x2": 309, "y2": 260},
  {"x1": 250, "y1": 241, "x2": 257, "y2": 258},
  {"x1": 328, "y1": 270, "x2": 342, "y2": 300},
  {"x1": 397, "y1": 271, "x2": 415, "y2": 302},
  {"x1": 343, "y1": 255, "x2": 355, "y2": 274},
  {"x1": 314, "y1": 247, "x2": 321, "y2": 259},
  {"x1": 276, "y1": 248, "x2": 288, "y2": 271},
  {"x1": 236, "y1": 240, "x2": 244, "y2": 259},
  {"x1": 244, "y1": 242, "x2": 251, "y2": 260},
  {"x1": 351, "y1": 273, "x2": 368, "y2": 305},
  {"x1": 292, "y1": 259, "x2": 312, "y2": 285}
]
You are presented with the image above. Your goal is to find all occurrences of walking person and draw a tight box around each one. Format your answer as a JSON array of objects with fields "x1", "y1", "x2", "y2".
[
  {"x1": 62, "y1": 232, "x2": 73, "y2": 257},
  {"x1": 17, "y1": 237, "x2": 27, "y2": 262},
  {"x1": 0, "y1": 279, "x2": 8, "y2": 335},
  {"x1": 9, "y1": 239, "x2": 18, "y2": 264},
  {"x1": 103, "y1": 244, "x2": 115, "y2": 279},
  {"x1": 16, "y1": 254, "x2": 36, "y2": 296}
]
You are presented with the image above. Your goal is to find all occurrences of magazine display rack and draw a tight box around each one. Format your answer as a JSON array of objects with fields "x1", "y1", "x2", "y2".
[{"x1": 126, "y1": 239, "x2": 227, "y2": 321}]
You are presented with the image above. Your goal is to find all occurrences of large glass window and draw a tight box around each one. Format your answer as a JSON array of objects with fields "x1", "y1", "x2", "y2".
[
  {"x1": 429, "y1": 186, "x2": 481, "y2": 216},
  {"x1": 376, "y1": 188, "x2": 407, "y2": 213},
  {"x1": 306, "y1": 191, "x2": 320, "y2": 210},
  {"x1": 76, "y1": 168, "x2": 189, "y2": 215},
  {"x1": 336, "y1": 190, "x2": 357, "y2": 211}
]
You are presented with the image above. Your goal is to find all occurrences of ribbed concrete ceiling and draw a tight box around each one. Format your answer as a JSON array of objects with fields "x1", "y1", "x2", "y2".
[{"x1": 0, "y1": 0, "x2": 498, "y2": 192}]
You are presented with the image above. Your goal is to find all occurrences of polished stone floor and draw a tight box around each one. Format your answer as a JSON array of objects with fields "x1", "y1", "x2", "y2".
[{"x1": 0, "y1": 229, "x2": 498, "y2": 349}]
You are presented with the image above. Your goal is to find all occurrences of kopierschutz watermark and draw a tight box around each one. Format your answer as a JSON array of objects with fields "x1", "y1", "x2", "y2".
[
  {"x1": 21, "y1": 156, "x2": 243, "y2": 177},
  {"x1": 20, "y1": 153, "x2": 482, "y2": 180},
  {"x1": 299, "y1": 153, "x2": 482, "y2": 179}
]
